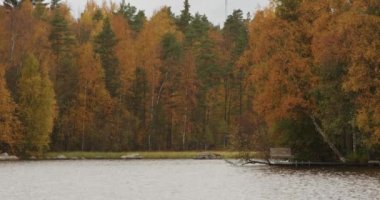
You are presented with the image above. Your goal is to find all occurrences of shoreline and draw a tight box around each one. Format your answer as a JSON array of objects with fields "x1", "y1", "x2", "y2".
[
  {"x1": 1, "y1": 152, "x2": 379, "y2": 168},
  {"x1": 0, "y1": 151, "x2": 243, "y2": 161},
  {"x1": 47, "y1": 151, "x2": 242, "y2": 160}
]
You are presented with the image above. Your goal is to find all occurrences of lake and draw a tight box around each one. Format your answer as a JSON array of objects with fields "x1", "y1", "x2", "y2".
[{"x1": 0, "y1": 160, "x2": 379, "y2": 200}]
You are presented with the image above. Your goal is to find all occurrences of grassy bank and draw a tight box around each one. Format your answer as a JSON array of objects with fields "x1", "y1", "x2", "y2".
[{"x1": 46, "y1": 151, "x2": 243, "y2": 160}]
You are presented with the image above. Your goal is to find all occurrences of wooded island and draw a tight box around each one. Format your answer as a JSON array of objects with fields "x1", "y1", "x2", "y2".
[{"x1": 0, "y1": 0, "x2": 379, "y2": 162}]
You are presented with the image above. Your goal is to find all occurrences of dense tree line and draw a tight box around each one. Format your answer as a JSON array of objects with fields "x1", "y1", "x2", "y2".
[
  {"x1": 242, "y1": 0, "x2": 380, "y2": 161},
  {"x1": 0, "y1": 0, "x2": 379, "y2": 161}
]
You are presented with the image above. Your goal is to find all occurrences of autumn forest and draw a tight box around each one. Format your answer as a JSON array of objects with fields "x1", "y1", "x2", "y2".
[{"x1": 0, "y1": 0, "x2": 379, "y2": 161}]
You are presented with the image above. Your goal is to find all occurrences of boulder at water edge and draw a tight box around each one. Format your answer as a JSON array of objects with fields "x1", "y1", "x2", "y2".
[
  {"x1": 0, "y1": 152, "x2": 19, "y2": 160},
  {"x1": 56, "y1": 154, "x2": 67, "y2": 159},
  {"x1": 194, "y1": 152, "x2": 222, "y2": 160},
  {"x1": 121, "y1": 153, "x2": 143, "y2": 159}
]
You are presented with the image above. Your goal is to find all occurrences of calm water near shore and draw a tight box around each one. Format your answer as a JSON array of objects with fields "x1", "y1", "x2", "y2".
[{"x1": 0, "y1": 160, "x2": 379, "y2": 200}]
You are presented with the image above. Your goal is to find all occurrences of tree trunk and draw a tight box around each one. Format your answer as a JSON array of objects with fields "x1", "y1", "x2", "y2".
[
  {"x1": 182, "y1": 88, "x2": 188, "y2": 151},
  {"x1": 353, "y1": 131, "x2": 356, "y2": 154},
  {"x1": 9, "y1": 11, "x2": 16, "y2": 65},
  {"x1": 149, "y1": 66, "x2": 156, "y2": 151},
  {"x1": 81, "y1": 84, "x2": 87, "y2": 152},
  {"x1": 310, "y1": 114, "x2": 346, "y2": 163},
  {"x1": 149, "y1": 72, "x2": 168, "y2": 151},
  {"x1": 224, "y1": 77, "x2": 228, "y2": 123},
  {"x1": 239, "y1": 68, "x2": 244, "y2": 118},
  {"x1": 171, "y1": 115, "x2": 174, "y2": 150}
]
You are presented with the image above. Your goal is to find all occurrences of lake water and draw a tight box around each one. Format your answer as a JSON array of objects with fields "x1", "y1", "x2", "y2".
[{"x1": 0, "y1": 160, "x2": 379, "y2": 200}]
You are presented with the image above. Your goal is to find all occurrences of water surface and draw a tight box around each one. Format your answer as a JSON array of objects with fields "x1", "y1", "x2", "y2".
[{"x1": 0, "y1": 160, "x2": 379, "y2": 200}]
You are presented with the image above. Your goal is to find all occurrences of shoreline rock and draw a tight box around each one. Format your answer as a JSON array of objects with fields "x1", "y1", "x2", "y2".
[
  {"x1": 30, "y1": 156, "x2": 37, "y2": 160},
  {"x1": 194, "y1": 152, "x2": 222, "y2": 160},
  {"x1": 368, "y1": 160, "x2": 380, "y2": 166},
  {"x1": 0, "y1": 152, "x2": 19, "y2": 161},
  {"x1": 121, "y1": 153, "x2": 143, "y2": 160},
  {"x1": 56, "y1": 154, "x2": 67, "y2": 159}
]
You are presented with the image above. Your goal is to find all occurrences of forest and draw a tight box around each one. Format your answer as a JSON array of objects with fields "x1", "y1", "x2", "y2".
[{"x1": 0, "y1": 0, "x2": 379, "y2": 161}]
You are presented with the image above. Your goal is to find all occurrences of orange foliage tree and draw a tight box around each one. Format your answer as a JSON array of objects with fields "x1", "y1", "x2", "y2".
[{"x1": 0, "y1": 65, "x2": 21, "y2": 153}]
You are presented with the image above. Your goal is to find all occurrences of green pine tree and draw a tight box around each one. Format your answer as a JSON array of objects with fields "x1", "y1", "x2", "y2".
[
  {"x1": 118, "y1": 1, "x2": 146, "y2": 32},
  {"x1": 94, "y1": 17, "x2": 120, "y2": 97},
  {"x1": 223, "y1": 10, "x2": 248, "y2": 61},
  {"x1": 48, "y1": 6, "x2": 76, "y2": 104},
  {"x1": 223, "y1": 9, "x2": 249, "y2": 119},
  {"x1": 177, "y1": 0, "x2": 192, "y2": 32},
  {"x1": 132, "y1": 11, "x2": 146, "y2": 33},
  {"x1": 49, "y1": 9, "x2": 75, "y2": 63},
  {"x1": 185, "y1": 14, "x2": 210, "y2": 46}
]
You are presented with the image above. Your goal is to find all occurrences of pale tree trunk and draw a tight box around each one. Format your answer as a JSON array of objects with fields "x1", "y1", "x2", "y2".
[
  {"x1": 149, "y1": 71, "x2": 168, "y2": 151},
  {"x1": 10, "y1": 34, "x2": 15, "y2": 64},
  {"x1": 149, "y1": 66, "x2": 156, "y2": 151},
  {"x1": 81, "y1": 84, "x2": 87, "y2": 152},
  {"x1": 117, "y1": 94, "x2": 122, "y2": 149},
  {"x1": 239, "y1": 69, "x2": 243, "y2": 118},
  {"x1": 310, "y1": 114, "x2": 346, "y2": 163},
  {"x1": 183, "y1": 114, "x2": 187, "y2": 151},
  {"x1": 223, "y1": 78, "x2": 230, "y2": 149},
  {"x1": 353, "y1": 131, "x2": 356, "y2": 154},
  {"x1": 182, "y1": 88, "x2": 188, "y2": 151},
  {"x1": 170, "y1": 114, "x2": 174, "y2": 150}
]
